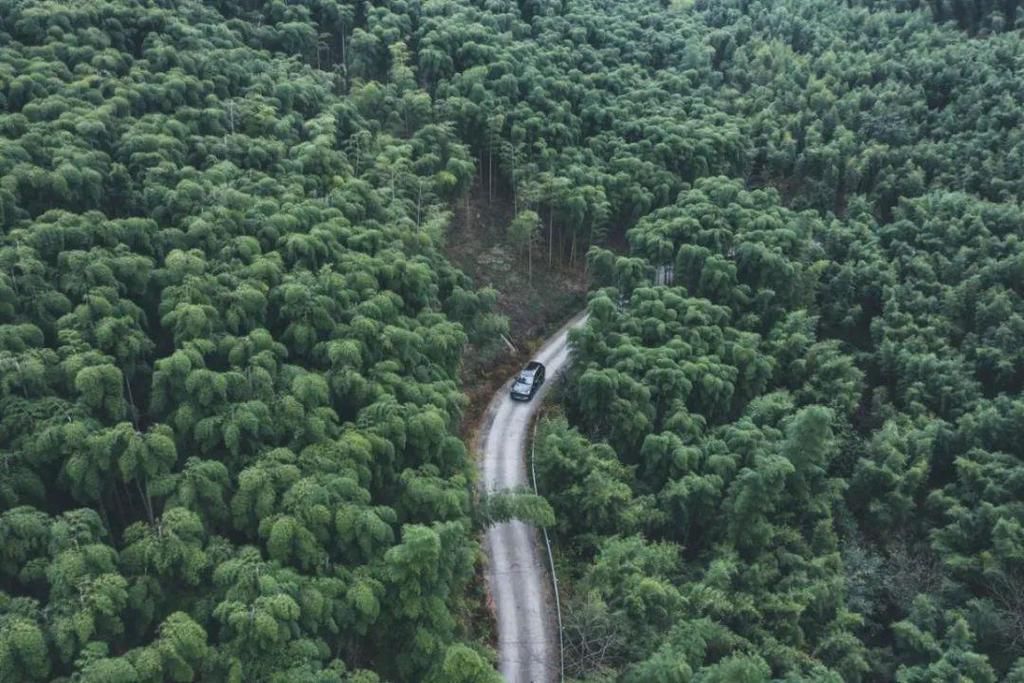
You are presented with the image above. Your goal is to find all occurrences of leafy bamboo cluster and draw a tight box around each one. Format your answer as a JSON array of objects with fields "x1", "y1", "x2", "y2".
[
  {"x1": 533, "y1": 1, "x2": 1024, "y2": 681},
  {"x1": 0, "y1": 0, "x2": 507, "y2": 681}
]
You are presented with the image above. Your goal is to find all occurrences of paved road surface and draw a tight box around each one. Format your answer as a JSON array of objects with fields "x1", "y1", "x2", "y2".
[{"x1": 478, "y1": 312, "x2": 587, "y2": 683}]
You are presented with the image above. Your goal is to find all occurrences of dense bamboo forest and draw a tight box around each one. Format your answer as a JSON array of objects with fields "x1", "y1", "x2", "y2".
[
  {"x1": 542, "y1": 1, "x2": 1024, "y2": 682},
  {"x1": 1, "y1": 0, "x2": 1023, "y2": 681}
]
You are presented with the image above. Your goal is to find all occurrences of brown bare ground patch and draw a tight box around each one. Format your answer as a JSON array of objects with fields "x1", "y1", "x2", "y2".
[{"x1": 447, "y1": 182, "x2": 587, "y2": 441}]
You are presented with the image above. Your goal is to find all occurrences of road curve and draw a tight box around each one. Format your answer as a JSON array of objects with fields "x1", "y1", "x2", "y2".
[{"x1": 478, "y1": 311, "x2": 588, "y2": 683}]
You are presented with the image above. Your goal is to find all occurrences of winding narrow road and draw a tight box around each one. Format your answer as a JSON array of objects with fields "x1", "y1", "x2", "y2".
[{"x1": 478, "y1": 312, "x2": 588, "y2": 683}]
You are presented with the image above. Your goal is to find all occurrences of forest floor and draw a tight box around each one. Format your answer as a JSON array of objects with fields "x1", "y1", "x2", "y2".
[{"x1": 446, "y1": 181, "x2": 588, "y2": 441}]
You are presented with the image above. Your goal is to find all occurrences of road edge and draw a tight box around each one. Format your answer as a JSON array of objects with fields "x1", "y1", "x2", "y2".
[{"x1": 474, "y1": 309, "x2": 588, "y2": 681}]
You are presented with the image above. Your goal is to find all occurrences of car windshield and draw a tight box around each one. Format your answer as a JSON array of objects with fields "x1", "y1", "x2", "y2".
[{"x1": 516, "y1": 374, "x2": 533, "y2": 385}]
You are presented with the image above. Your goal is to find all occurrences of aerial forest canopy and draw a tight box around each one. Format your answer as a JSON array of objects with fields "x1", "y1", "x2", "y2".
[
  {"x1": 0, "y1": 0, "x2": 505, "y2": 680},
  {"x1": 540, "y1": 1, "x2": 1024, "y2": 682},
  {"x1": 1, "y1": 0, "x2": 1023, "y2": 681}
]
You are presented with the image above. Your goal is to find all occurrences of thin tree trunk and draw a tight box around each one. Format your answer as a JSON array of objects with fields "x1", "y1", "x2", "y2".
[
  {"x1": 341, "y1": 30, "x2": 348, "y2": 90},
  {"x1": 416, "y1": 180, "x2": 422, "y2": 228},
  {"x1": 488, "y1": 145, "x2": 493, "y2": 204},
  {"x1": 136, "y1": 478, "x2": 155, "y2": 526},
  {"x1": 528, "y1": 239, "x2": 532, "y2": 287},
  {"x1": 548, "y1": 206, "x2": 554, "y2": 267},
  {"x1": 570, "y1": 233, "x2": 577, "y2": 267},
  {"x1": 98, "y1": 499, "x2": 113, "y2": 535},
  {"x1": 111, "y1": 482, "x2": 127, "y2": 526},
  {"x1": 511, "y1": 146, "x2": 517, "y2": 216},
  {"x1": 125, "y1": 375, "x2": 140, "y2": 429}
]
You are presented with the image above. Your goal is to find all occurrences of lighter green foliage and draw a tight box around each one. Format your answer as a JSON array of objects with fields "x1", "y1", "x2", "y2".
[
  {"x1": 74, "y1": 364, "x2": 124, "y2": 419},
  {"x1": 0, "y1": 614, "x2": 50, "y2": 682},
  {"x1": 479, "y1": 490, "x2": 555, "y2": 528},
  {"x1": 121, "y1": 508, "x2": 208, "y2": 585}
]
